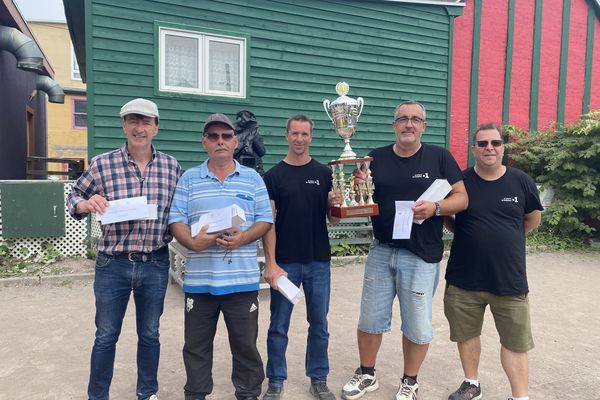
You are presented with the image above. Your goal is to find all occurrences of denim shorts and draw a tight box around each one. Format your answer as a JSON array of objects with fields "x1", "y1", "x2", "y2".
[{"x1": 357, "y1": 240, "x2": 440, "y2": 344}]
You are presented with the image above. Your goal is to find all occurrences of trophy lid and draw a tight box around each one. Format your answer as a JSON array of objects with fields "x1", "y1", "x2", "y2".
[{"x1": 330, "y1": 82, "x2": 359, "y2": 106}]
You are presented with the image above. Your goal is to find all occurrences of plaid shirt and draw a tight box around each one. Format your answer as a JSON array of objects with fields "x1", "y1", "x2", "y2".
[{"x1": 67, "y1": 143, "x2": 181, "y2": 255}]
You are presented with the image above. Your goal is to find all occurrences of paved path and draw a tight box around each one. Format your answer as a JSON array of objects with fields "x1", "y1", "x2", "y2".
[{"x1": 0, "y1": 252, "x2": 598, "y2": 399}]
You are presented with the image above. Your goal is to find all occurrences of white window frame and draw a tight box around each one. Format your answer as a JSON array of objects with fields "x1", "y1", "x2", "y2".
[
  {"x1": 71, "y1": 44, "x2": 81, "y2": 81},
  {"x1": 159, "y1": 27, "x2": 246, "y2": 98}
]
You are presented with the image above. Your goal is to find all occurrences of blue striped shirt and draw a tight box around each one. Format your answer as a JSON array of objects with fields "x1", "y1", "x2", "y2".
[{"x1": 168, "y1": 160, "x2": 273, "y2": 295}]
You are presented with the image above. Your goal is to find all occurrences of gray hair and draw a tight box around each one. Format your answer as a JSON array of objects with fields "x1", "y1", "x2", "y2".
[{"x1": 394, "y1": 100, "x2": 426, "y2": 120}]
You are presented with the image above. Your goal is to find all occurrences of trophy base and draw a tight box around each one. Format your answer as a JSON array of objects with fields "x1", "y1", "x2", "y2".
[{"x1": 331, "y1": 204, "x2": 379, "y2": 218}]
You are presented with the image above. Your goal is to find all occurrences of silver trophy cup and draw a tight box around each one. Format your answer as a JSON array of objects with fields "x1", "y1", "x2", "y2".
[{"x1": 323, "y1": 82, "x2": 364, "y2": 159}]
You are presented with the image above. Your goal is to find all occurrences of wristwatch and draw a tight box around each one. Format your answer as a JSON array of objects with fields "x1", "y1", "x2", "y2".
[{"x1": 434, "y1": 201, "x2": 442, "y2": 216}]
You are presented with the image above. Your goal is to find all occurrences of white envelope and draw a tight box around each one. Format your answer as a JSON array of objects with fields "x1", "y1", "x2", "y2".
[
  {"x1": 414, "y1": 179, "x2": 452, "y2": 225},
  {"x1": 96, "y1": 196, "x2": 150, "y2": 225},
  {"x1": 276, "y1": 275, "x2": 304, "y2": 305},
  {"x1": 191, "y1": 204, "x2": 246, "y2": 236}
]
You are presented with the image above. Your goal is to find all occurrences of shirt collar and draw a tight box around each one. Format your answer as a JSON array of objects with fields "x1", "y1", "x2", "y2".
[
  {"x1": 120, "y1": 142, "x2": 157, "y2": 163},
  {"x1": 199, "y1": 159, "x2": 241, "y2": 179}
]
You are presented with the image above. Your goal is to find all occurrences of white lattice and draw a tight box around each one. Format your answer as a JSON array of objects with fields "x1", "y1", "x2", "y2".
[{"x1": 0, "y1": 181, "x2": 90, "y2": 259}]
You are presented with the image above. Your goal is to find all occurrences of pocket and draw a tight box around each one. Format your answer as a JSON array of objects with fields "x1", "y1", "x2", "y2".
[
  {"x1": 154, "y1": 254, "x2": 171, "y2": 269},
  {"x1": 95, "y1": 253, "x2": 112, "y2": 268}
]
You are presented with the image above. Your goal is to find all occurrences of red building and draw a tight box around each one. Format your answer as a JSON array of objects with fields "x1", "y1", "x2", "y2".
[{"x1": 450, "y1": 0, "x2": 600, "y2": 168}]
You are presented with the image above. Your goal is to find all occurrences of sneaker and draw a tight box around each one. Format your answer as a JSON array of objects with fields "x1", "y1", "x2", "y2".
[
  {"x1": 341, "y1": 368, "x2": 379, "y2": 400},
  {"x1": 148, "y1": 396, "x2": 158, "y2": 400},
  {"x1": 262, "y1": 385, "x2": 283, "y2": 400},
  {"x1": 448, "y1": 381, "x2": 482, "y2": 400},
  {"x1": 395, "y1": 377, "x2": 418, "y2": 400},
  {"x1": 310, "y1": 382, "x2": 336, "y2": 400}
]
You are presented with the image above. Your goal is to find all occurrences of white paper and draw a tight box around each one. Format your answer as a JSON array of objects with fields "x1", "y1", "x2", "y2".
[
  {"x1": 276, "y1": 275, "x2": 304, "y2": 305},
  {"x1": 414, "y1": 179, "x2": 452, "y2": 225},
  {"x1": 96, "y1": 196, "x2": 149, "y2": 225},
  {"x1": 191, "y1": 204, "x2": 246, "y2": 236},
  {"x1": 393, "y1": 201, "x2": 415, "y2": 239},
  {"x1": 145, "y1": 204, "x2": 158, "y2": 220}
]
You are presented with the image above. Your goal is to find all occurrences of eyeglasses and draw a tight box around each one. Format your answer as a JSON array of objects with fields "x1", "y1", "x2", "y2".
[
  {"x1": 204, "y1": 132, "x2": 235, "y2": 142},
  {"x1": 394, "y1": 116, "x2": 425, "y2": 125},
  {"x1": 475, "y1": 140, "x2": 503, "y2": 148}
]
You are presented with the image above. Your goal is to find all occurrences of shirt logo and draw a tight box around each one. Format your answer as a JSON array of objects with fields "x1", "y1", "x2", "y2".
[
  {"x1": 412, "y1": 173, "x2": 429, "y2": 179},
  {"x1": 501, "y1": 196, "x2": 519, "y2": 203},
  {"x1": 305, "y1": 179, "x2": 320, "y2": 185}
]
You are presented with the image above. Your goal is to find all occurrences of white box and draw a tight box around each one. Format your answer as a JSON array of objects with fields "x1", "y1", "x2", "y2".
[
  {"x1": 276, "y1": 275, "x2": 304, "y2": 305},
  {"x1": 191, "y1": 204, "x2": 246, "y2": 236}
]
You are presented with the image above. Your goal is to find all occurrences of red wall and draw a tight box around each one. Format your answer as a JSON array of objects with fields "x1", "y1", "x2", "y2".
[{"x1": 449, "y1": 0, "x2": 600, "y2": 169}]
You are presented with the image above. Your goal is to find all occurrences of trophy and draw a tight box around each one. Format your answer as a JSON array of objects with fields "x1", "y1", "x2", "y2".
[{"x1": 324, "y1": 82, "x2": 379, "y2": 218}]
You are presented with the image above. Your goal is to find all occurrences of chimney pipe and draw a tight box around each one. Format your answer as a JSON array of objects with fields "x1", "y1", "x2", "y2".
[
  {"x1": 0, "y1": 25, "x2": 44, "y2": 72},
  {"x1": 36, "y1": 75, "x2": 64, "y2": 103}
]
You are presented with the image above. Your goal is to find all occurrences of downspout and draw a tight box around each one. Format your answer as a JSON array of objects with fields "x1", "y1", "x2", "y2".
[
  {"x1": 36, "y1": 75, "x2": 65, "y2": 104},
  {"x1": 0, "y1": 25, "x2": 44, "y2": 72}
]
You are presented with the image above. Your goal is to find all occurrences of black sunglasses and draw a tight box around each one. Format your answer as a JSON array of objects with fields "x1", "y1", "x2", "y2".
[
  {"x1": 204, "y1": 132, "x2": 235, "y2": 142},
  {"x1": 475, "y1": 140, "x2": 503, "y2": 148}
]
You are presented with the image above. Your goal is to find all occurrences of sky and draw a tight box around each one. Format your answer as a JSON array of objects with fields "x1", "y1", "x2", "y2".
[{"x1": 14, "y1": 0, "x2": 66, "y2": 22}]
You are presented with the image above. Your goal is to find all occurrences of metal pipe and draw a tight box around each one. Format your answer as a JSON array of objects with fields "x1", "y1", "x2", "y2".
[{"x1": 0, "y1": 25, "x2": 44, "y2": 72}]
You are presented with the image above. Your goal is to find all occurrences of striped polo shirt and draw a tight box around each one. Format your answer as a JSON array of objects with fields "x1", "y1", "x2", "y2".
[{"x1": 168, "y1": 160, "x2": 273, "y2": 295}]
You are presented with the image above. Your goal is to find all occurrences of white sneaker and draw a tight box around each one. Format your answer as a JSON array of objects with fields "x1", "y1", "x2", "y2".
[
  {"x1": 396, "y1": 378, "x2": 418, "y2": 400},
  {"x1": 341, "y1": 368, "x2": 379, "y2": 400},
  {"x1": 148, "y1": 395, "x2": 158, "y2": 400}
]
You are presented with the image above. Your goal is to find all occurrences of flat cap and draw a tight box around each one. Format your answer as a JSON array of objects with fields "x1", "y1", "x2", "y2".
[{"x1": 119, "y1": 98, "x2": 159, "y2": 119}]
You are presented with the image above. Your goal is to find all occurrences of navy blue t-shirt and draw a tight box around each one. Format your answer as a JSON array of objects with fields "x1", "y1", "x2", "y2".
[
  {"x1": 370, "y1": 143, "x2": 463, "y2": 263},
  {"x1": 263, "y1": 159, "x2": 333, "y2": 263},
  {"x1": 446, "y1": 166, "x2": 543, "y2": 295}
]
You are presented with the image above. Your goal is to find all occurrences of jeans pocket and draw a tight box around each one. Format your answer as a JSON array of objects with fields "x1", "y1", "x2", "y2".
[
  {"x1": 154, "y1": 254, "x2": 171, "y2": 269},
  {"x1": 95, "y1": 253, "x2": 112, "y2": 268}
]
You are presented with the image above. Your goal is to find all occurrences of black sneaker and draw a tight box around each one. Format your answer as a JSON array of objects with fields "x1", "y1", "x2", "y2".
[
  {"x1": 310, "y1": 382, "x2": 336, "y2": 400},
  {"x1": 262, "y1": 385, "x2": 283, "y2": 400},
  {"x1": 341, "y1": 368, "x2": 379, "y2": 400},
  {"x1": 448, "y1": 381, "x2": 482, "y2": 400}
]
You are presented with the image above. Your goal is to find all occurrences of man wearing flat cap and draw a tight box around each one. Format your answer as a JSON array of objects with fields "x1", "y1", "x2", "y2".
[
  {"x1": 67, "y1": 98, "x2": 181, "y2": 400},
  {"x1": 169, "y1": 113, "x2": 273, "y2": 400}
]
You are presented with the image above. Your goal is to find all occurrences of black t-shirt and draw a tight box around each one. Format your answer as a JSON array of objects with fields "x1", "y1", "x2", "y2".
[
  {"x1": 263, "y1": 159, "x2": 332, "y2": 262},
  {"x1": 370, "y1": 143, "x2": 463, "y2": 263},
  {"x1": 445, "y1": 166, "x2": 543, "y2": 295}
]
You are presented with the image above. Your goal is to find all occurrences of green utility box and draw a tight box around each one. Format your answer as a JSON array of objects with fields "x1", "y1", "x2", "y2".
[{"x1": 0, "y1": 181, "x2": 65, "y2": 238}]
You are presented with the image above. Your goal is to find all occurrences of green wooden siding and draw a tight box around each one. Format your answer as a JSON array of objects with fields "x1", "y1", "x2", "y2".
[{"x1": 86, "y1": 0, "x2": 455, "y2": 171}]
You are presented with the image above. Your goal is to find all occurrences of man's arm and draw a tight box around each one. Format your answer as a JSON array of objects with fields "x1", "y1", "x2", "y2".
[
  {"x1": 413, "y1": 180, "x2": 469, "y2": 221},
  {"x1": 326, "y1": 190, "x2": 341, "y2": 225},
  {"x1": 523, "y1": 210, "x2": 542, "y2": 233},
  {"x1": 261, "y1": 200, "x2": 287, "y2": 288}
]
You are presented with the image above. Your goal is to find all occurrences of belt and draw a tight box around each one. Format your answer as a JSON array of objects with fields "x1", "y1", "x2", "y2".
[
  {"x1": 382, "y1": 241, "x2": 404, "y2": 248},
  {"x1": 112, "y1": 246, "x2": 168, "y2": 262}
]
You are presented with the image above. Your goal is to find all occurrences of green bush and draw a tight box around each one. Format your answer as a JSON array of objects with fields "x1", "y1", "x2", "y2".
[{"x1": 506, "y1": 110, "x2": 600, "y2": 238}]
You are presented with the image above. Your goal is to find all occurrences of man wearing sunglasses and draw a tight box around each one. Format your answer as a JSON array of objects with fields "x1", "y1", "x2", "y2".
[
  {"x1": 342, "y1": 101, "x2": 468, "y2": 400},
  {"x1": 169, "y1": 113, "x2": 273, "y2": 400},
  {"x1": 261, "y1": 115, "x2": 342, "y2": 400},
  {"x1": 67, "y1": 98, "x2": 181, "y2": 400},
  {"x1": 444, "y1": 123, "x2": 543, "y2": 400}
]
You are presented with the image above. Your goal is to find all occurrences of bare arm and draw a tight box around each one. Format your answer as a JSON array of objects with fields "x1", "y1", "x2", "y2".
[
  {"x1": 262, "y1": 200, "x2": 287, "y2": 288},
  {"x1": 327, "y1": 190, "x2": 341, "y2": 225},
  {"x1": 523, "y1": 210, "x2": 542, "y2": 233}
]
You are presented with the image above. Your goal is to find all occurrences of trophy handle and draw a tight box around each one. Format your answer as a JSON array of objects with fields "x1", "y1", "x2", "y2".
[
  {"x1": 356, "y1": 97, "x2": 364, "y2": 119},
  {"x1": 323, "y1": 99, "x2": 333, "y2": 122}
]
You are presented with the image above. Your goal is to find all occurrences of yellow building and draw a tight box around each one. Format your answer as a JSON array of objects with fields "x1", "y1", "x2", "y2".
[{"x1": 29, "y1": 20, "x2": 87, "y2": 174}]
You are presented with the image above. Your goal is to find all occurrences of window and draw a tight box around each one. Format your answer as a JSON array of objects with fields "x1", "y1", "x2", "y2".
[
  {"x1": 71, "y1": 45, "x2": 81, "y2": 81},
  {"x1": 72, "y1": 98, "x2": 87, "y2": 130},
  {"x1": 159, "y1": 27, "x2": 246, "y2": 98}
]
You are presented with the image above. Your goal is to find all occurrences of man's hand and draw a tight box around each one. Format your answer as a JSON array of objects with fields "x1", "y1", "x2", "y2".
[
  {"x1": 216, "y1": 227, "x2": 245, "y2": 250},
  {"x1": 263, "y1": 262, "x2": 288, "y2": 289},
  {"x1": 328, "y1": 190, "x2": 342, "y2": 207},
  {"x1": 190, "y1": 224, "x2": 220, "y2": 252},
  {"x1": 412, "y1": 200, "x2": 436, "y2": 221},
  {"x1": 76, "y1": 194, "x2": 109, "y2": 214}
]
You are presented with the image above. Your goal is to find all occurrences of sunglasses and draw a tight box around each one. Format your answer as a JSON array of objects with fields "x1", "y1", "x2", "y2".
[
  {"x1": 475, "y1": 140, "x2": 503, "y2": 148},
  {"x1": 204, "y1": 132, "x2": 235, "y2": 142}
]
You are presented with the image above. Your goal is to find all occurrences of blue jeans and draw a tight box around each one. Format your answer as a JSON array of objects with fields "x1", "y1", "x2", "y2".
[
  {"x1": 88, "y1": 251, "x2": 170, "y2": 400},
  {"x1": 266, "y1": 261, "x2": 331, "y2": 387},
  {"x1": 358, "y1": 241, "x2": 440, "y2": 344}
]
